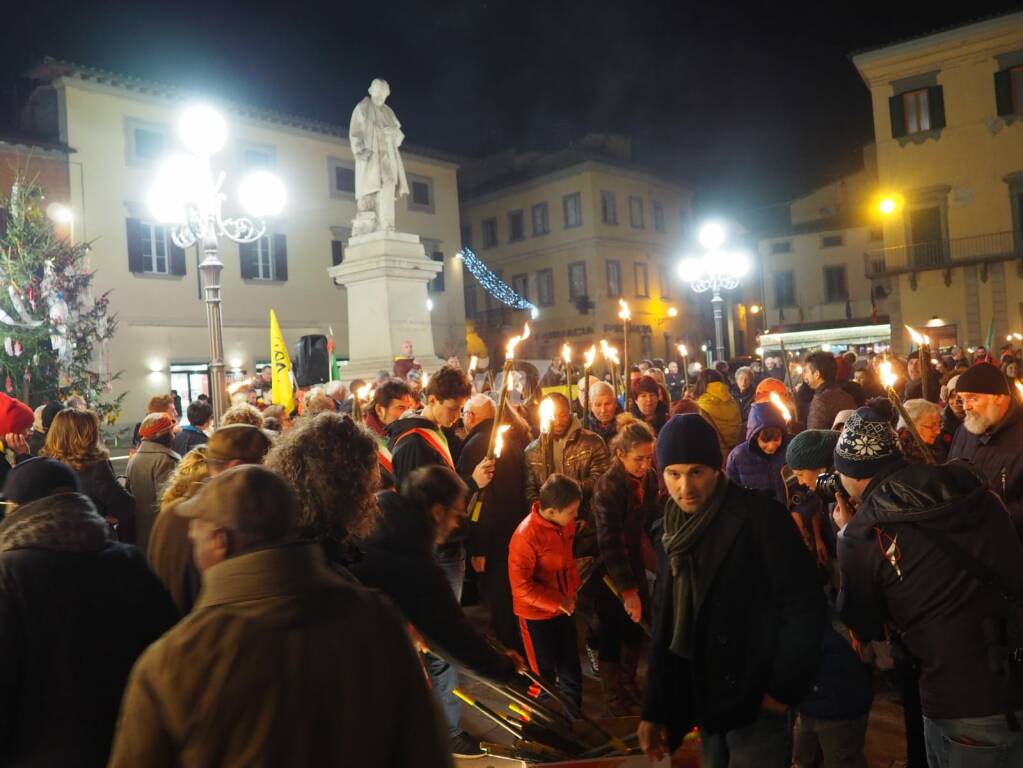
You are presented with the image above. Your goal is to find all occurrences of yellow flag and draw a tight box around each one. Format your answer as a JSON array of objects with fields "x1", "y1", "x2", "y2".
[{"x1": 269, "y1": 309, "x2": 295, "y2": 414}]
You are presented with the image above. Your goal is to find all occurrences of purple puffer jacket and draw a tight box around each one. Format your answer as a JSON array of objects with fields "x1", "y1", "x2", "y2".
[{"x1": 725, "y1": 402, "x2": 788, "y2": 503}]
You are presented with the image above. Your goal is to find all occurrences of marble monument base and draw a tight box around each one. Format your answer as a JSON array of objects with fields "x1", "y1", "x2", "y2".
[{"x1": 327, "y1": 230, "x2": 442, "y2": 381}]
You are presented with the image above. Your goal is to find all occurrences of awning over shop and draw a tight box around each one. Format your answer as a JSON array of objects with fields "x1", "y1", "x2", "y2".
[{"x1": 759, "y1": 323, "x2": 891, "y2": 351}]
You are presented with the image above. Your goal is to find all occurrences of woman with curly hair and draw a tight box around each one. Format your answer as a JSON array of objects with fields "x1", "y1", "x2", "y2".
[
  {"x1": 159, "y1": 445, "x2": 210, "y2": 510},
  {"x1": 41, "y1": 409, "x2": 136, "y2": 542},
  {"x1": 264, "y1": 412, "x2": 381, "y2": 556}
]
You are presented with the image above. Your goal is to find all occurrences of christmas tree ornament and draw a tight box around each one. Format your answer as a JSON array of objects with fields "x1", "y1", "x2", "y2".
[
  {"x1": 13, "y1": 341, "x2": 22, "y2": 357},
  {"x1": 4, "y1": 375, "x2": 12, "y2": 393},
  {"x1": 3, "y1": 337, "x2": 12, "y2": 356}
]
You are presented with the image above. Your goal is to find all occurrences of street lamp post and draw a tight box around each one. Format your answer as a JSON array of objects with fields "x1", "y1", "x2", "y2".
[
  {"x1": 678, "y1": 222, "x2": 749, "y2": 364},
  {"x1": 148, "y1": 105, "x2": 286, "y2": 424}
]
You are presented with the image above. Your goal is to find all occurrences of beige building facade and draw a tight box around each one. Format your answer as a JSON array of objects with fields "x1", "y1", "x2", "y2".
[
  {"x1": 853, "y1": 11, "x2": 1023, "y2": 353},
  {"x1": 23, "y1": 59, "x2": 467, "y2": 430},
  {"x1": 459, "y1": 138, "x2": 700, "y2": 367}
]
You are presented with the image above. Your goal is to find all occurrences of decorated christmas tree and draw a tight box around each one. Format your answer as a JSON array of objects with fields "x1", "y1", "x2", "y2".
[{"x1": 0, "y1": 176, "x2": 122, "y2": 422}]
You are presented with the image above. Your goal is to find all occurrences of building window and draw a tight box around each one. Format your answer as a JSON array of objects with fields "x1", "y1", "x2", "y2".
[
  {"x1": 537, "y1": 268, "x2": 555, "y2": 306},
  {"x1": 563, "y1": 193, "x2": 582, "y2": 228},
  {"x1": 464, "y1": 281, "x2": 477, "y2": 317},
  {"x1": 600, "y1": 191, "x2": 618, "y2": 225},
  {"x1": 255, "y1": 237, "x2": 274, "y2": 280},
  {"x1": 1012, "y1": 66, "x2": 1023, "y2": 113},
  {"x1": 606, "y1": 260, "x2": 622, "y2": 298},
  {"x1": 774, "y1": 271, "x2": 796, "y2": 307},
  {"x1": 532, "y1": 202, "x2": 550, "y2": 236},
  {"x1": 629, "y1": 196, "x2": 645, "y2": 229},
  {"x1": 328, "y1": 157, "x2": 356, "y2": 197},
  {"x1": 407, "y1": 174, "x2": 435, "y2": 213},
  {"x1": 461, "y1": 224, "x2": 472, "y2": 250},
  {"x1": 428, "y1": 250, "x2": 445, "y2": 293},
  {"x1": 330, "y1": 226, "x2": 351, "y2": 266},
  {"x1": 482, "y1": 218, "x2": 498, "y2": 248},
  {"x1": 821, "y1": 234, "x2": 844, "y2": 248},
  {"x1": 658, "y1": 263, "x2": 670, "y2": 299},
  {"x1": 823, "y1": 265, "x2": 848, "y2": 303},
  {"x1": 903, "y1": 89, "x2": 931, "y2": 135},
  {"x1": 568, "y1": 262, "x2": 587, "y2": 300},
  {"x1": 634, "y1": 262, "x2": 649, "y2": 297},
  {"x1": 870, "y1": 226, "x2": 883, "y2": 241},
  {"x1": 141, "y1": 222, "x2": 170, "y2": 274},
  {"x1": 508, "y1": 210, "x2": 525, "y2": 242},
  {"x1": 653, "y1": 202, "x2": 665, "y2": 233},
  {"x1": 512, "y1": 273, "x2": 529, "y2": 302},
  {"x1": 770, "y1": 240, "x2": 792, "y2": 254},
  {"x1": 240, "y1": 234, "x2": 288, "y2": 281},
  {"x1": 125, "y1": 118, "x2": 166, "y2": 165}
]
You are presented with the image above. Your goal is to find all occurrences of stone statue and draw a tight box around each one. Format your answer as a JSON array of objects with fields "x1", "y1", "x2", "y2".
[{"x1": 349, "y1": 79, "x2": 409, "y2": 236}]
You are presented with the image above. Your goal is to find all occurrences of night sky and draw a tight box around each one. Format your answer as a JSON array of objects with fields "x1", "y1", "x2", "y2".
[{"x1": 1, "y1": 1, "x2": 1020, "y2": 215}]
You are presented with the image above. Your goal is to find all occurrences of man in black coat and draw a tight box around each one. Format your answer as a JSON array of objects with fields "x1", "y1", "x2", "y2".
[
  {"x1": 833, "y1": 406, "x2": 1023, "y2": 765},
  {"x1": 947, "y1": 363, "x2": 1023, "y2": 539},
  {"x1": 640, "y1": 414, "x2": 825, "y2": 767},
  {"x1": 457, "y1": 394, "x2": 529, "y2": 653},
  {"x1": 0, "y1": 458, "x2": 177, "y2": 767}
]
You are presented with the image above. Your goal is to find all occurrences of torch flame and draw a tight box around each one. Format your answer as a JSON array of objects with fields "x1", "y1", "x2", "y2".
[
  {"x1": 769, "y1": 391, "x2": 792, "y2": 423},
  {"x1": 905, "y1": 325, "x2": 930, "y2": 347},
  {"x1": 357, "y1": 384, "x2": 371, "y2": 401},
  {"x1": 583, "y1": 344, "x2": 596, "y2": 368},
  {"x1": 505, "y1": 322, "x2": 531, "y2": 360},
  {"x1": 493, "y1": 424, "x2": 511, "y2": 457},
  {"x1": 599, "y1": 339, "x2": 610, "y2": 357},
  {"x1": 606, "y1": 345, "x2": 620, "y2": 366},
  {"x1": 618, "y1": 299, "x2": 631, "y2": 321},
  {"x1": 1016, "y1": 381, "x2": 1023, "y2": 403},
  {"x1": 561, "y1": 343, "x2": 572, "y2": 365},
  {"x1": 677, "y1": 343, "x2": 688, "y2": 358},
  {"x1": 468, "y1": 355, "x2": 478, "y2": 373},
  {"x1": 539, "y1": 398, "x2": 555, "y2": 435},
  {"x1": 420, "y1": 370, "x2": 430, "y2": 390},
  {"x1": 880, "y1": 360, "x2": 897, "y2": 389}
]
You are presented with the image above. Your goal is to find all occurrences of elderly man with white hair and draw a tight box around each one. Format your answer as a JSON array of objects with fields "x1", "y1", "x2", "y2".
[
  {"x1": 456, "y1": 393, "x2": 530, "y2": 653},
  {"x1": 583, "y1": 380, "x2": 622, "y2": 443}
]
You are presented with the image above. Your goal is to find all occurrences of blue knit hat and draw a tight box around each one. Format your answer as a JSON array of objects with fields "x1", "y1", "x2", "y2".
[
  {"x1": 833, "y1": 407, "x2": 902, "y2": 479},
  {"x1": 656, "y1": 413, "x2": 723, "y2": 470}
]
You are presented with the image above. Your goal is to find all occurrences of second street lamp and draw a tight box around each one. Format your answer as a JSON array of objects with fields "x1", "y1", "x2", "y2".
[
  {"x1": 148, "y1": 104, "x2": 286, "y2": 424},
  {"x1": 678, "y1": 222, "x2": 749, "y2": 364}
]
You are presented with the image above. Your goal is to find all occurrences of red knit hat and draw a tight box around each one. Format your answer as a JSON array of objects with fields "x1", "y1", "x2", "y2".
[
  {"x1": 139, "y1": 412, "x2": 176, "y2": 440},
  {"x1": 0, "y1": 393, "x2": 35, "y2": 436}
]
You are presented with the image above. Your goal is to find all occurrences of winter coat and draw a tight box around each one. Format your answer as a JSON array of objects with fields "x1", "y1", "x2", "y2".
[
  {"x1": 508, "y1": 509, "x2": 580, "y2": 621},
  {"x1": 77, "y1": 459, "x2": 136, "y2": 544},
  {"x1": 386, "y1": 414, "x2": 456, "y2": 487},
  {"x1": 109, "y1": 541, "x2": 451, "y2": 768},
  {"x1": 643, "y1": 479, "x2": 824, "y2": 746},
  {"x1": 734, "y1": 386, "x2": 756, "y2": 429},
  {"x1": 666, "y1": 372, "x2": 685, "y2": 401},
  {"x1": 171, "y1": 425, "x2": 208, "y2": 457},
  {"x1": 583, "y1": 405, "x2": 622, "y2": 445},
  {"x1": 351, "y1": 491, "x2": 516, "y2": 683},
  {"x1": 524, "y1": 417, "x2": 610, "y2": 512},
  {"x1": 837, "y1": 460, "x2": 1023, "y2": 719},
  {"x1": 592, "y1": 460, "x2": 660, "y2": 607},
  {"x1": 457, "y1": 418, "x2": 529, "y2": 561},
  {"x1": 125, "y1": 440, "x2": 179, "y2": 555},
  {"x1": 940, "y1": 404, "x2": 962, "y2": 447},
  {"x1": 796, "y1": 626, "x2": 873, "y2": 721},
  {"x1": 947, "y1": 400, "x2": 1023, "y2": 538},
  {"x1": 630, "y1": 400, "x2": 669, "y2": 435},
  {"x1": 0, "y1": 492, "x2": 177, "y2": 767},
  {"x1": 903, "y1": 372, "x2": 941, "y2": 403},
  {"x1": 725, "y1": 402, "x2": 789, "y2": 504},
  {"x1": 147, "y1": 500, "x2": 200, "y2": 617},
  {"x1": 695, "y1": 381, "x2": 743, "y2": 459},
  {"x1": 806, "y1": 383, "x2": 857, "y2": 431},
  {"x1": 897, "y1": 429, "x2": 948, "y2": 465}
]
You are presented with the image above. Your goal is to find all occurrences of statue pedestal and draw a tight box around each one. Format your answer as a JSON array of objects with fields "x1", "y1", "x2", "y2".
[{"x1": 328, "y1": 231, "x2": 442, "y2": 380}]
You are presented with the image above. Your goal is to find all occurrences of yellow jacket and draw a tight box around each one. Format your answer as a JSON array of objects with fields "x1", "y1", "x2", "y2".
[{"x1": 697, "y1": 381, "x2": 743, "y2": 461}]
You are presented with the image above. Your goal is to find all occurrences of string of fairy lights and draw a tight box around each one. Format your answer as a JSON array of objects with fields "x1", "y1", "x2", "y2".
[{"x1": 457, "y1": 247, "x2": 538, "y2": 318}]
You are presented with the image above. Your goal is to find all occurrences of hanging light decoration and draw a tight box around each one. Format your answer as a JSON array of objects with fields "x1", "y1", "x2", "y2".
[{"x1": 457, "y1": 247, "x2": 537, "y2": 314}]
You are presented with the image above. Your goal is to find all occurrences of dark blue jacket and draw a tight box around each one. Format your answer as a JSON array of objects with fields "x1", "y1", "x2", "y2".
[
  {"x1": 797, "y1": 625, "x2": 873, "y2": 720},
  {"x1": 725, "y1": 402, "x2": 788, "y2": 504}
]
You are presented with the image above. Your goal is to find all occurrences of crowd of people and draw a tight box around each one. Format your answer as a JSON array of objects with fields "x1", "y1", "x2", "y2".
[{"x1": 0, "y1": 338, "x2": 1021, "y2": 767}]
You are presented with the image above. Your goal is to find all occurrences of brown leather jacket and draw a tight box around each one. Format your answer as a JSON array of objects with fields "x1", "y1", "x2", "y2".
[{"x1": 524, "y1": 418, "x2": 610, "y2": 512}]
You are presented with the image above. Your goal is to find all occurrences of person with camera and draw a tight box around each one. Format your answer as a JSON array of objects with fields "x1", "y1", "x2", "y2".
[{"x1": 832, "y1": 406, "x2": 1023, "y2": 767}]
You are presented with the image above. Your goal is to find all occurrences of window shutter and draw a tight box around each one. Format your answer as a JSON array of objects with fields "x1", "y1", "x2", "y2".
[
  {"x1": 273, "y1": 234, "x2": 288, "y2": 281},
  {"x1": 169, "y1": 241, "x2": 187, "y2": 276},
  {"x1": 889, "y1": 95, "x2": 907, "y2": 139},
  {"x1": 331, "y1": 240, "x2": 343, "y2": 266},
  {"x1": 995, "y1": 69, "x2": 1014, "y2": 116},
  {"x1": 126, "y1": 218, "x2": 144, "y2": 273},
  {"x1": 928, "y1": 86, "x2": 946, "y2": 130},
  {"x1": 239, "y1": 240, "x2": 257, "y2": 279}
]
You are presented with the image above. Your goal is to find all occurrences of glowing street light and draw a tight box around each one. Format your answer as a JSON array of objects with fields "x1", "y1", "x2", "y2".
[
  {"x1": 666, "y1": 306, "x2": 678, "y2": 318},
  {"x1": 147, "y1": 103, "x2": 286, "y2": 424},
  {"x1": 879, "y1": 198, "x2": 897, "y2": 215}
]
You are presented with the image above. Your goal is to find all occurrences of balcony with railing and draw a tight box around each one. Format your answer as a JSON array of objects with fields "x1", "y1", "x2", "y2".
[{"x1": 864, "y1": 231, "x2": 1021, "y2": 278}]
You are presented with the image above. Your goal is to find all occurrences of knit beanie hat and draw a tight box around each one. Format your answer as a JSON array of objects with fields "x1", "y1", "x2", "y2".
[
  {"x1": 833, "y1": 407, "x2": 902, "y2": 479},
  {"x1": 139, "y1": 412, "x2": 176, "y2": 440},
  {"x1": 786, "y1": 429, "x2": 839, "y2": 471},
  {"x1": 656, "y1": 413, "x2": 723, "y2": 470},
  {"x1": 955, "y1": 363, "x2": 1010, "y2": 396},
  {"x1": 0, "y1": 393, "x2": 36, "y2": 436}
]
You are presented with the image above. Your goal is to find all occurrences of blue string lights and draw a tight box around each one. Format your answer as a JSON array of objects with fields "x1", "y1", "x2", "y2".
[{"x1": 456, "y1": 247, "x2": 538, "y2": 317}]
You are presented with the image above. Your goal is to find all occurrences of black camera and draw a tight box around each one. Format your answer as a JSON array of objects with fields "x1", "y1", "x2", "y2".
[{"x1": 815, "y1": 471, "x2": 845, "y2": 502}]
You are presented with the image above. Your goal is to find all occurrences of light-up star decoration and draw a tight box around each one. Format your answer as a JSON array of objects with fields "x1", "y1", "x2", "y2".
[{"x1": 457, "y1": 247, "x2": 538, "y2": 317}]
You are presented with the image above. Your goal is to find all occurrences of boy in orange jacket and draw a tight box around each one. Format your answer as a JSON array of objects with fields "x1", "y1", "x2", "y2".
[{"x1": 508, "y1": 473, "x2": 583, "y2": 707}]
